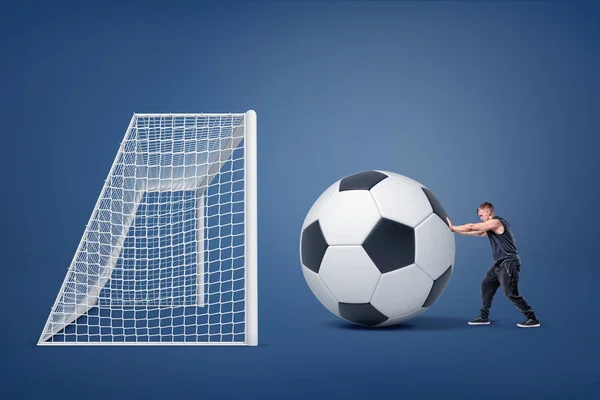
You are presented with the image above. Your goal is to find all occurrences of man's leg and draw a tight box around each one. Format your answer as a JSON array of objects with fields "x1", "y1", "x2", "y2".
[
  {"x1": 470, "y1": 265, "x2": 500, "y2": 324},
  {"x1": 498, "y1": 260, "x2": 540, "y2": 327},
  {"x1": 480, "y1": 265, "x2": 500, "y2": 320}
]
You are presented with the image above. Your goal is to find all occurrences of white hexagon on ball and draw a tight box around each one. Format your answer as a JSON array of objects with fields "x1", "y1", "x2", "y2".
[
  {"x1": 370, "y1": 174, "x2": 433, "y2": 228},
  {"x1": 415, "y1": 213, "x2": 455, "y2": 280},
  {"x1": 319, "y1": 191, "x2": 380, "y2": 245},
  {"x1": 319, "y1": 246, "x2": 381, "y2": 304},
  {"x1": 370, "y1": 264, "x2": 433, "y2": 318}
]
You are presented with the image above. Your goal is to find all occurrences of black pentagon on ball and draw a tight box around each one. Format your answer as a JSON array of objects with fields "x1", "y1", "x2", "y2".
[
  {"x1": 339, "y1": 303, "x2": 388, "y2": 327},
  {"x1": 339, "y1": 170, "x2": 388, "y2": 191},
  {"x1": 422, "y1": 265, "x2": 453, "y2": 307},
  {"x1": 301, "y1": 221, "x2": 328, "y2": 273},
  {"x1": 422, "y1": 187, "x2": 449, "y2": 227},
  {"x1": 363, "y1": 218, "x2": 415, "y2": 273}
]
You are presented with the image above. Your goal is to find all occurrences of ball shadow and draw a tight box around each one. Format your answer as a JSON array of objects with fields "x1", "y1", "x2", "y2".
[{"x1": 329, "y1": 315, "x2": 470, "y2": 331}]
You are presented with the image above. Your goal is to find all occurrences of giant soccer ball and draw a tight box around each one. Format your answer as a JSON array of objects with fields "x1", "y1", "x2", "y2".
[{"x1": 300, "y1": 170, "x2": 455, "y2": 327}]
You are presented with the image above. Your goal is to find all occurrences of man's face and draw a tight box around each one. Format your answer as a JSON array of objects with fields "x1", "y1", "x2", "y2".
[{"x1": 478, "y1": 208, "x2": 491, "y2": 222}]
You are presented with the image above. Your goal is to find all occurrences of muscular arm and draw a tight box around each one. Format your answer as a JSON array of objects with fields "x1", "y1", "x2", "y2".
[
  {"x1": 449, "y1": 223, "x2": 477, "y2": 233},
  {"x1": 454, "y1": 230, "x2": 487, "y2": 237},
  {"x1": 446, "y1": 217, "x2": 498, "y2": 237}
]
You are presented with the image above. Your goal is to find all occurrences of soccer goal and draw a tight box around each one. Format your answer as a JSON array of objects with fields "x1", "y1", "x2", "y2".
[{"x1": 38, "y1": 110, "x2": 258, "y2": 346}]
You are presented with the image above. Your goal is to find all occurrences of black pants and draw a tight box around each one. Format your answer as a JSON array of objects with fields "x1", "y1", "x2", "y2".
[{"x1": 480, "y1": 259, "x2": 536, "y2": 320}]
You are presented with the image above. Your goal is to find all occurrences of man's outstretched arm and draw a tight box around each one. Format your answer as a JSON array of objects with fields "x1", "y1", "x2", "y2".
[
  {"x1": 455, "y1": 230, "x2": 487, "y2": 237},
  {"x1": 446, "y1": 217, "x2": 497, "y2": 237}
]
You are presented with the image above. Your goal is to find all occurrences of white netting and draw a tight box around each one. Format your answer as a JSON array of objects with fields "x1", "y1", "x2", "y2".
[{"x1": 40, "y1": 113, "x2": 251, "y2": 344}]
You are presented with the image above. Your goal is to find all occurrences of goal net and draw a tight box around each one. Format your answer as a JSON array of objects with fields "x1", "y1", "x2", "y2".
[{"x1": 38, "y1": 110, "x2": 258, "y2": 346}]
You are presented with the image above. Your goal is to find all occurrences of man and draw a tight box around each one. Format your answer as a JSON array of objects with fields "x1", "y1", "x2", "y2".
[{"x1": 446, "y1": 202, "x2": 540, "y2": 328}]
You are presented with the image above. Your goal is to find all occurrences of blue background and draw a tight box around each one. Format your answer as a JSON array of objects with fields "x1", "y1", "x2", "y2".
[{"x1": 1, "y1": 0, "x2": 599, "y2": 398}]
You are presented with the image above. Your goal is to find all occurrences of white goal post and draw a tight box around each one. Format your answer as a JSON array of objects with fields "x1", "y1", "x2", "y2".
[{"x1": 38, "y1": 110, "x2": 258, "y2": 346}]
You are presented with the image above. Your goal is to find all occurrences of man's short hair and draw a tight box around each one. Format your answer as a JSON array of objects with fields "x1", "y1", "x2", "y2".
[{"x1": 477, "y1": 202, "x2": 494, "y2": 214}]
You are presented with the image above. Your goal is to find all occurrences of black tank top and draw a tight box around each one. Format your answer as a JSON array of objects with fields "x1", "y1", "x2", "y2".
[{"x1": 487, "y1": 216, "x2": 520, "y2": 263}]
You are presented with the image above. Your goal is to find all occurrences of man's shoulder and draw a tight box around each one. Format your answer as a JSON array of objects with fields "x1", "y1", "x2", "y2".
[{"x1": 491, "y1": 216, "x2": 509, "y2": 232}]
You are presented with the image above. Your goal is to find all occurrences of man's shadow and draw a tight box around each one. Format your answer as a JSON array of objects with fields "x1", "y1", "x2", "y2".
[{"x1": 329, "y1": 315, "x2": 469, "y2": 331}]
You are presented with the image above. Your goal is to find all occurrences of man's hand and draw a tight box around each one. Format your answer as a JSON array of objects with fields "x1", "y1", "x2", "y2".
[{"x1": 446, "y1": 216, "x2": 455, "y2": 232}]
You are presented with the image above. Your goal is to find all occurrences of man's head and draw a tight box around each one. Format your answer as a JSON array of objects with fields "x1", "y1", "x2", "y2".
[{"x1": 476, "y1": 202, "x2": 495, "y2": 221}]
